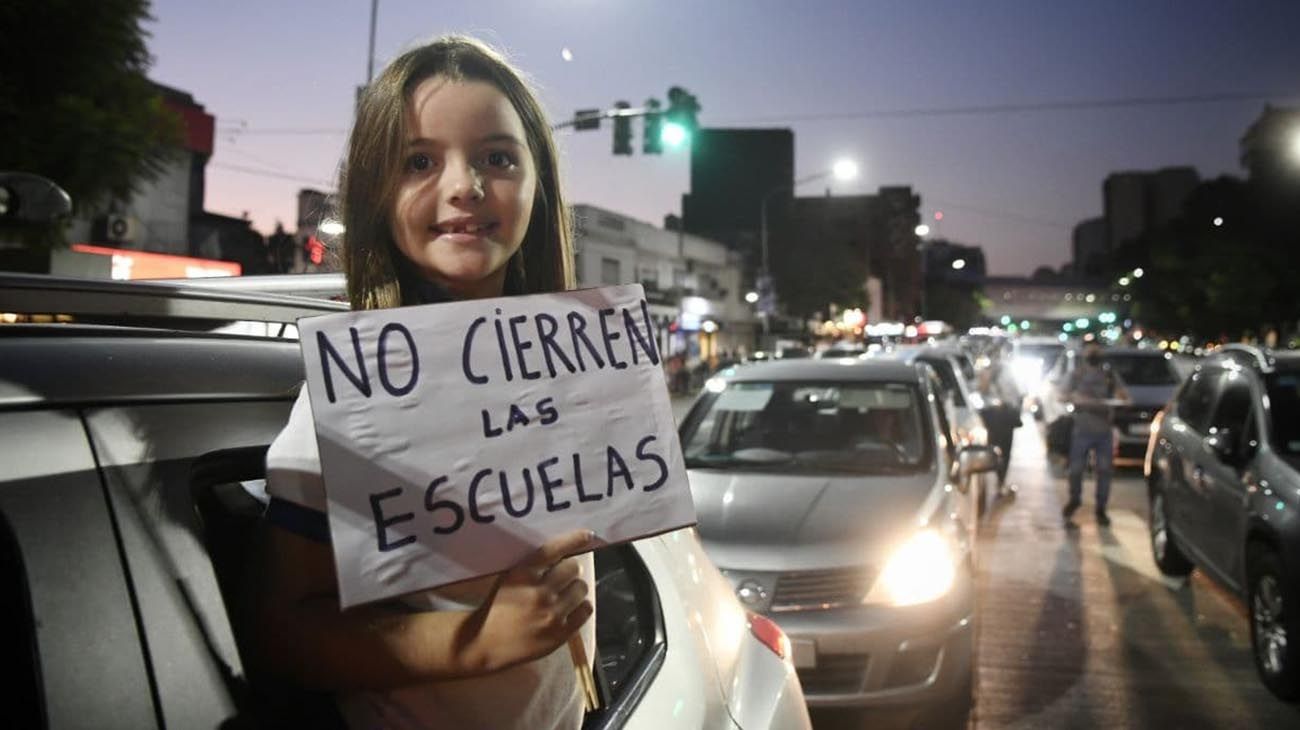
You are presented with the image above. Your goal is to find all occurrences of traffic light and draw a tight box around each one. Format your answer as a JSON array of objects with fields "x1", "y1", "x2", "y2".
[
  {"x1": 642, "y1": 98, "x2": 663, "y2": 155},
  {"x1": 663, "y1": 86, "x2": 700, "y2": 149},
  {"x1": 612, "y1": 101, "x2": 632, "y2": 155}
]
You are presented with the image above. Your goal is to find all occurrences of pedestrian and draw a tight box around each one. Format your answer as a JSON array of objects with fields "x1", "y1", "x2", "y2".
[
  {"x1": 248, "y1": 36, "x2": 595, "y2": 730},
  {"x1": 1060, "y1": 341, "x2": 1130, "y2": 527},
  {"x1": 977, "y1": 339, "x2": 1022, "y2": 498}
]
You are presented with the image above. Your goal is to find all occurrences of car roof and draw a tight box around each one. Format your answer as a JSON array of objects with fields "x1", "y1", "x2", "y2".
[
  {"x1": 717, "y1": 357, "x2": 923, "y2": 384},
  {"x1": 0, "y1": 274, "x2": 342, "y2": 411},
  {"x1": 877, "y1": 345, "x2": 960, "y2": 365},
  {"x1": 1, "y1": 325, "x2": 305, "y2": 410}
]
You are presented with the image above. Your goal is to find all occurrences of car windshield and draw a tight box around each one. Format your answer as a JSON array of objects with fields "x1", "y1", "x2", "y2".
[
  {"x1": 1104, "y1": 353, "x2": 1178, "y2": 386},
  {"x1": 1266, "y1": 372, "x2": 1300, "y2": 457},
  {"x1": 680, "y1": 381, "x2": 932, "y2": 475}
]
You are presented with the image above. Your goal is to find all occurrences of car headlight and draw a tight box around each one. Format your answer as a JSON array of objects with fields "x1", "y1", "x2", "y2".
[{"x1": 864, "y1": 529, "x2": 959, "y2": 606}]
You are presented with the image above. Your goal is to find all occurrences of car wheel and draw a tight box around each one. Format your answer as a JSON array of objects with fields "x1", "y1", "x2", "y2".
[
  {"x1": 1148, "y1": 481, "x2": 1193, "y2": 577},
  {"x1": 1248, "y1": 547, "x2": 1300, "y2": 701}
]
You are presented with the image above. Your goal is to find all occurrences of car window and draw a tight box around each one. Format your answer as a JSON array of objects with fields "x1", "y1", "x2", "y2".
[
  {"x1": 0, "y1": 516, "x2": 41, "y2": 730},
  {"x1": 1208, "y1": 372, "x2": 1253, "y2": 437},
  {"x1": 922, "y1": 357, "x2": 967, "y2": 407},
  {"x1": 1103, "y1": 353, "x2": 1179, "y2": 386},
  {"x1": 680, "y1": 380, "x2": 933, "y2": 474},
  {"x1": 926, "y1": 368, "x2": 959, "y2": 460},
  {"x1": 1265, "y1": 372, "x2": 1300, "y2": 457},
  {"x1": 1176, "y1": 370, "x2": 1220, "y2": 432}
]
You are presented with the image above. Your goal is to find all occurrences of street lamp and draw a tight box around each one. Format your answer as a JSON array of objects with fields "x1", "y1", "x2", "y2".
[
  {"x1": 757, "y1": 158, "x2": 859, "y2": 332},
  {"x1": 914, "y1": 224, "x2": 931, "y2": 237}
]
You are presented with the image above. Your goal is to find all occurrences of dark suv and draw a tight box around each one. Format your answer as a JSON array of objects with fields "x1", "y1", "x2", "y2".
[{"x1": 1144, "y1": 344, "x2": 1300, "y2": 701}]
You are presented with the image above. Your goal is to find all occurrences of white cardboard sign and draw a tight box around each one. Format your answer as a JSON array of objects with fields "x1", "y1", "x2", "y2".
[{"x1": 297, "y1": 284, "x2": 695, "y2": 608}]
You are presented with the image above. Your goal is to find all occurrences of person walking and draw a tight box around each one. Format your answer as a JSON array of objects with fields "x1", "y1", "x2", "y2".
[
  {"x1": 1060, "y1": 341, "x2": 1130, "y2": 527},
  {"x1": 978, "y1": 340, "x2": 1023, "y2": 498}
]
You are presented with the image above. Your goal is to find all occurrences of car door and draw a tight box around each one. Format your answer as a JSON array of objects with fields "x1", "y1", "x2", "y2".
[
  {"x1": 1196, "y1": 370, "x2": 1257, "y2": 590},
  {"x1": 1162, "y1": 369, "x2": 1223, "y2": 559},
  {"x1": 0, "y1": 409, "x2": 158, "y2": 729}
]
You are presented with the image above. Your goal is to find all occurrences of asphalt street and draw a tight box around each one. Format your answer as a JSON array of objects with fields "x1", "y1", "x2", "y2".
[{"x1": 669, "y1": 394, "x2": 1300, "y2": 729}]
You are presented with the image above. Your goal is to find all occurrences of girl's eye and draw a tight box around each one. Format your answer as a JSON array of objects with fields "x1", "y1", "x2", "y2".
[
  {"x1": 484, "y1": 150, "x2": 515, "y2": 169},
  {"x1": 406, "y1": 153, "x2": 433, "y2": 172}
]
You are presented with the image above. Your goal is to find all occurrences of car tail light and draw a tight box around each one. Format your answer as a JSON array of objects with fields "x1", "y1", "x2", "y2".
[{"x1": 747, "y1": 611, "x2": 791, "y2": 662}]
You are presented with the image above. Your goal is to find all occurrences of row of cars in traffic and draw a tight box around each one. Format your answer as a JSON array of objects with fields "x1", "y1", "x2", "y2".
[
  {"x1": 6, "y1": 265, "x2": 1298, "y2": 730},
  {"x1": 1, "y1": 273, "x2": 1005, "y2": 730}
]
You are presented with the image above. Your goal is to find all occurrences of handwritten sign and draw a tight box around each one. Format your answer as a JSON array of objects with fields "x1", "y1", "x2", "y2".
[{"x1": 297, "y1": 284, "x2": 696, "y2": 608}]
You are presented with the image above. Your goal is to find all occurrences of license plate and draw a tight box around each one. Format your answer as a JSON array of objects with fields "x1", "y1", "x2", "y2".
[{"x1": 791, "y1": 639, "x2": 817, "y2": 669}]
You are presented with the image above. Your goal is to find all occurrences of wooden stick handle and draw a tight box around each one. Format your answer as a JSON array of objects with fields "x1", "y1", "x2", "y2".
[{"x1": 568, "y1": 634, "x2": 601, "y2": 711}]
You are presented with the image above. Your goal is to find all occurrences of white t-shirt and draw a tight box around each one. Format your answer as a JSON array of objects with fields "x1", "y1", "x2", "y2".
[{"x1": 266, "y1": 388, "x2": 595, "y2": 730}]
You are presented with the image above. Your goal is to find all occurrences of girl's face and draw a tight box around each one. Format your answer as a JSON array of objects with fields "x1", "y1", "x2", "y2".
[{"x1": 391, "y1": 77, "x2": 537, "y2": 299}]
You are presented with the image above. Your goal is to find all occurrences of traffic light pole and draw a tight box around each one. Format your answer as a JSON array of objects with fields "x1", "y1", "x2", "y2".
[{"x1": 552, "y1": 105, "x2": 653, "y2": 131}]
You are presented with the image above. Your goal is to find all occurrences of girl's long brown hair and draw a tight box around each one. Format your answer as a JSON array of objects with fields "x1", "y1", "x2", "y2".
[{"x1": 339, "y1": 36, "x2": 573, "y2": 309}]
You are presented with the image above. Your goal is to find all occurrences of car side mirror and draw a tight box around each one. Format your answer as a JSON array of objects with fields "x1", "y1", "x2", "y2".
[
  {"x1": 0, "y1": 172, "x2": 73, "y2": 224},
  {"x1": 959, "y1": 445, "x2": 999, "y2": 477}
]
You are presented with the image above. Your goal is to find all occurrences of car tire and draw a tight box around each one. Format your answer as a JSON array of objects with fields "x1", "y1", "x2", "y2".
[
  {"x1": 1247, "y1": 547, "x2": 1300, "y2": 702},
  {"x1": 1148, "y1": 480, "x2": 1193, "y2": 577}
]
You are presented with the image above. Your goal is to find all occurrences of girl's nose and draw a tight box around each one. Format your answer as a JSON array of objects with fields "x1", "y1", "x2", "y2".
[{"x1": 444, "y1": 160, "x2": 485, "y2": 203}]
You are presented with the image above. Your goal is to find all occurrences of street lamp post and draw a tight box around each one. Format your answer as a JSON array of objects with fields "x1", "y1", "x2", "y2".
[{"x1": 757, "y1": 160, "x2": 859, "y2": 338}]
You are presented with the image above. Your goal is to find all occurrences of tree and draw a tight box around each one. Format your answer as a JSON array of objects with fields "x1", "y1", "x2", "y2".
[
  {"x1": 1115, "y1": 176, "x2": 1300, "y2": 341},
  {"x1": 0, "y1": 0, "x2": 180, "y2": 247}
]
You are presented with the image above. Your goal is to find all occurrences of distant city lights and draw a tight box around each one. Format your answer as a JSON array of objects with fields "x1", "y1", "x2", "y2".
[
  {"x1": 744, "y1": 291, "x2": 760, "y2": 304},
  {"x1": 1133, "y1": 268, "x2": 1144, "y2": 278}
]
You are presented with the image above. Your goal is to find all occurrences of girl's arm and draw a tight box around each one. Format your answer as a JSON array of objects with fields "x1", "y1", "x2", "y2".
[{"x1": 245, "y1": 525, "x2": 594, "y2": 692}]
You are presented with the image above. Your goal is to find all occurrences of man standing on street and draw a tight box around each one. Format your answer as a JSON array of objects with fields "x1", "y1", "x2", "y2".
[{"x1": 1061, "y1": 341, "x2": 1130, "y2": 527}]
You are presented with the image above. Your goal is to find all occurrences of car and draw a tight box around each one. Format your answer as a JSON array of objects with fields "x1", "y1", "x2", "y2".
[
  {"x1": 1013, "y1": 337, "x2": 1066, "y2": 418},
  {"x1": 0, "y1": 273, "x2": 811, "y2": 730},
  {"x1": 881, "y1": 345, "x2": 996, "y2": 513},
  {"x1": 814, "y1": 343, "x2": 868, "y2": 359},
  {"x1": 1039, "y1": 346, "x2": 1184, "y2": 465},
  {"x1": 1144, "y1": 344, "x2": 1300, "y2": 701},
  {"x1": 678, "y1": 358, "x2": 999, "y2": 728}
]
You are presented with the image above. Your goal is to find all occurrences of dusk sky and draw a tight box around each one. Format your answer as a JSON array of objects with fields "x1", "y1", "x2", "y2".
[{"x1": 147, "y1": 0, "x2": 1300, "y2": 275}]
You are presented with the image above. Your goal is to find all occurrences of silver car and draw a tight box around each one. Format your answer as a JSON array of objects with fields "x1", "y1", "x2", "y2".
[{"x1": 679, "y1": 359, "x2": 998, "y2": 728}]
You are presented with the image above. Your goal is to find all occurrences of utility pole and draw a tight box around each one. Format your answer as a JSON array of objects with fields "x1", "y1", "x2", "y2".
[{"x1": 366, "y1": 0, "x2": 379, "y2": 84}]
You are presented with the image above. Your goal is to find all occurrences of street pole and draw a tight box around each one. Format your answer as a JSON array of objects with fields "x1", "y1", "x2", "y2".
[{"x1": 366, "y1": 0, "x2": 378, "y2": 84}]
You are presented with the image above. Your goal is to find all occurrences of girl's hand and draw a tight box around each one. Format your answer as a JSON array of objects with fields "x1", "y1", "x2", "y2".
[{"x1": 468, "y1": 529, "x2": 595, "y2": 672}]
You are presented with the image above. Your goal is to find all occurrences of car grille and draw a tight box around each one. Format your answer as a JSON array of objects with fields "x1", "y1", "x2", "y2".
[
  {"x1": 770, "y1": 567, "x2": 875, "y2": 611},
  {"x1": 797, "y1": 653, "x2": 870, "y2": 695}
]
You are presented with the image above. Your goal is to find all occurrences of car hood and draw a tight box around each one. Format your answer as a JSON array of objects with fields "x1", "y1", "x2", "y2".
[{"x1": 688, "y1": 468, "x2": 940, "y2": 571}]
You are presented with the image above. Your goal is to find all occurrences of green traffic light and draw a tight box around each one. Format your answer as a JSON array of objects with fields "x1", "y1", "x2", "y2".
[{"x1": 661, "y1": 121, "x2": 688, "y2": 148}]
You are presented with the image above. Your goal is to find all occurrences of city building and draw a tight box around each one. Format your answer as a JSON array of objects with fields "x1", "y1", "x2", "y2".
[
  {"x1": 681, "y1": 128, "x2": 794, "y2": 267},
  {"x1": 782, "y1": 186, "x2": 922, "y2": 322},
  {"x1": 573, "y1": 204, "x2": 757, "y2": 365},
  {"x1": 29, "y1": 83, "x2": 265, "y2": 279},
  {"x1": 1071, "y1": 217, "x2": 1107, "y2": 279},
  {"x1": 1102, "y1": 167, "x2": 1200, "y2": 252}
]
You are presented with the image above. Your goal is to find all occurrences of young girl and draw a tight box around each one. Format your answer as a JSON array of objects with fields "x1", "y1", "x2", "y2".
[{"x1": 249, "y1": 36, "x2": 596, "y2": 730}]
